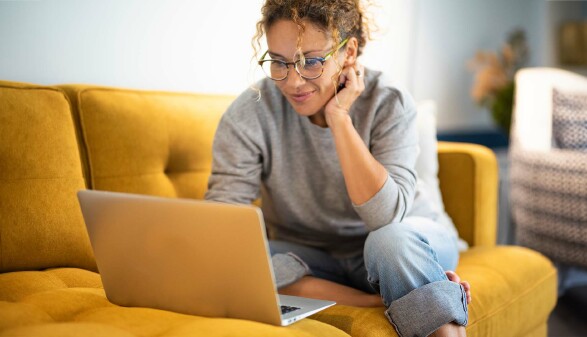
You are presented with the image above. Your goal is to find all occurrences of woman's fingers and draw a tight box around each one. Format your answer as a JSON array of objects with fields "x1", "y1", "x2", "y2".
[
  {"x1": 344, "y1": 63, "x2": 365, "y2": 90},
  {"x1": 327, "y1": 63, "x2": 364, "y2": 115}
]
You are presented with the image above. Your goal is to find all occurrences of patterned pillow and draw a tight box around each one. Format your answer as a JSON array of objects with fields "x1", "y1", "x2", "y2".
[{"x1": 552, "y1": 88, "x2": 587, "y2": 150}]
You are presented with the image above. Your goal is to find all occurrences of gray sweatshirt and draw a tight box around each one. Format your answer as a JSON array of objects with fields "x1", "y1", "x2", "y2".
[{"x1": 205, "y1": 69, "x2": 452, "y2": 258}]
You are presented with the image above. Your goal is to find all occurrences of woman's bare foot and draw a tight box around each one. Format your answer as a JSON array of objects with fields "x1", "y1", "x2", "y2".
[
  {"x1": 445, "y1": 271, "x2": 472, "y2": 304},
  {"x1": 279, "y1": 276, "x2": 384, "y2": 307},
  {"x1": 430, "y1": 322, "x2": 466, "y2": 337},
  {"x1": 279, "y1": 271, "x2": 471, "y2": 308}
]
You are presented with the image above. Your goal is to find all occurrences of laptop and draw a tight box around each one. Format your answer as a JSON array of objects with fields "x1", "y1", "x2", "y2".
[{"x1": 77, "y1": 189, "x2": 335, "y2": 326}]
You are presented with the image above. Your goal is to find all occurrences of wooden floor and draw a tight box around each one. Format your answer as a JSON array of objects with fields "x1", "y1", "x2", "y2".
[{"x1": 548, "y1": 286, "x2": 587, "y2": 337}]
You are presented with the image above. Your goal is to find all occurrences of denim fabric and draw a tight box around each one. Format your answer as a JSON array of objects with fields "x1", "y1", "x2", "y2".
[
  {"x1": 268, "y1": 216, "x2": 467, "y2": 337},
  {"x1": 386, "y1": 281, "x2": 468, "y2": 337}
]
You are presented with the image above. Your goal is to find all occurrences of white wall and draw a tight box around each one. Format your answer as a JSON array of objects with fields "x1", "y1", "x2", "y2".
[
  {"x1": 545, "y1": 1, "x2": 587, "y2": 77},
  {"x1": 0, "y1": 0, "x2": 407, "y2": 95},
  {"x1": 0, "y1": 0, "x2": 569, "y2": 131},
  {"x1": 411, "y1": 0, "x2": 545, "y2": 131},
  {"x1": 0, "y1": 0, "x2": 267, "y2": 93}
]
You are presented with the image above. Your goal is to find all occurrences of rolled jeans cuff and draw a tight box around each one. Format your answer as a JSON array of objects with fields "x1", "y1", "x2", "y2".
[
  {"x1": 272, "y1": 253, "x2": 311, "y2": 289},
  {"x1": 385, "y1": 280, "x2": 468, "y2": 337}
]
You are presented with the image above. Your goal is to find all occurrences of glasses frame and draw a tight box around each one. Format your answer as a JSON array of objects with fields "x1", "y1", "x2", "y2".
[{"x1": 258, "y1": 37, "x2": 349, "y2": 81}]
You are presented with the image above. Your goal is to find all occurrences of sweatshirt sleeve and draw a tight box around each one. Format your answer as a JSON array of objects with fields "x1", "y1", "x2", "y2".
[
  {"x1": 204, "y1": 110, "x2": 263, "y2": 205},
  {"x1": 352, "y1": 89, "x2": 419, "y2": 231}
]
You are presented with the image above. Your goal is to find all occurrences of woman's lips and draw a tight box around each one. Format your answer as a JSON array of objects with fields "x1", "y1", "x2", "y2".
[{"x1": 290, "y1": 91, "x2": 315, "y2": 103}]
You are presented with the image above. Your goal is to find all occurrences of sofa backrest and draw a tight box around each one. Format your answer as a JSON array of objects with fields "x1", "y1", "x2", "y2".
[
  {"x1": 513, "y1": 67, "x2": 587, "y2": 151},
  {"x1": 58, "y1": 85, "x2": 235, "y2": 199},
  {"x1": 0, "y1": 80, "x2": 97, "y2": 272},
  {"x1": 0, "y1": 79, "x2": 496, "y2": 272}
]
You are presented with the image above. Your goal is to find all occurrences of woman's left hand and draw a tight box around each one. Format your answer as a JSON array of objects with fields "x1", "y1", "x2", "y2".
[{"x1": 324, "y1": 63, "x2": 365, "y2": 127}]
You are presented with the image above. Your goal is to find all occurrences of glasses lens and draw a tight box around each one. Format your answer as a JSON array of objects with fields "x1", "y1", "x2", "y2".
[
  {"x1": 297, "y1": 58, "x2": 323, "y2": 79},
  {"x1": 261, "y1": 60, "x2": 287, "y2": 80}
]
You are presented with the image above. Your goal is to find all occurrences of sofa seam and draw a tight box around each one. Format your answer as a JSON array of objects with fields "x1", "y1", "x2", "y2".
[
  {"x1": 442, "y1": 151, "x2": 478, "y2": 247},
  {"x1": 93, "y1": 170, "x2": 209, "y2": 180},
  {"x1": 18, "y1": 273, "x2": 69, "y2": 303},
  {"x1": 70, "y1": 305, "x2": 116, "y2": 322},
  {"x1": 465, "y1": 267, "x2": 557, "y2": 329},
  {"x1": 471, "y1": 152, "x2": 481, "y2": 247},
  {"x1": 72, "y1": 86, "x2": 233, "y2": 99},
  {"x1": 0, "y1": 84, "x2": 65, "y2": 94},
  {"x1": 470, "y1": 148, "x2": 497, "y2": 247},
  {"x1": 0, "y1": 177, "x2": 87, "y2": 181},
  {"x1": 464, "y1": 152, "x2": 481, "y2": 247},
  {"x1": 67, "y1": 88, "x2": 92, "y2": 191},
  {"x1": 165, "y1": 100, "x2": 173, "y2": 194},
  {"x1": 77, "y1": 89, "x2": 95, "y2": 190},
  {"x1": 0, "y1": 213, "x2": 2, "y2": 270}
]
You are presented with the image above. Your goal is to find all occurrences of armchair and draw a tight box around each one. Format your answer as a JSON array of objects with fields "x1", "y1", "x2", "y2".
[{"x1": 510, "y1": 68, "x2": 587, "y2": 271}]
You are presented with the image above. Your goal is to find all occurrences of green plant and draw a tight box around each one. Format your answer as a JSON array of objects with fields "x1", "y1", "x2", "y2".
[{"x1": 468, "y1": 29, "x2": 528, "y2": 135}]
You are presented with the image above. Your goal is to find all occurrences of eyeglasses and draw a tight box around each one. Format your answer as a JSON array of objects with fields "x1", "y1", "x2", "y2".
[{"x1": 258, "y1": 38, "x2": 349, "y2": 81}]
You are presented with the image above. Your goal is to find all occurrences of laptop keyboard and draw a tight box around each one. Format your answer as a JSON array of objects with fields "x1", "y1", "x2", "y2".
[{"x1": 281, "y1": 305, "x2": 301, "y2": 314}]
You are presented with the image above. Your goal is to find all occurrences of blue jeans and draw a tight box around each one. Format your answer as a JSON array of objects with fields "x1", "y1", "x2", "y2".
[{"x1": 269, "y1": 216, "x2": 468, "y2": 337}]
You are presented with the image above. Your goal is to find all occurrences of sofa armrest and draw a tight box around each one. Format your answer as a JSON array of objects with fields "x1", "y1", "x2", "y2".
[{"x1": 437, "y1": 141, "x2": 498, "y2": 248}]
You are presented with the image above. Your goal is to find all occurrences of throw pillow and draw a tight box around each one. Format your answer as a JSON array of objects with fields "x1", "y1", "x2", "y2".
[
  {"x1": 552, "y1": 88, "x2": 587, "y2": 150},
  {"x1": 415, "y1": 100, "x2": 468, "y2": 251}
]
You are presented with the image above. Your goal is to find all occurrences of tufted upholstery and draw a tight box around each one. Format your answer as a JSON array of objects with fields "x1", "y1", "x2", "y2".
[
  {"x1": 0, "y1": 268, "x2": 348, "y2": 337},
  {"x1": 0, "y1": 80, "x2": 557, "y2": 337},
  {"x1": 59, "y1": 85, "x2": 235, "y2": 199},
  {"x1": 0, "y1": 81, "x2": 96, "y2": 273},
  {"x1": 312, "y1": 247, "x2": 556, "y2": 337}
]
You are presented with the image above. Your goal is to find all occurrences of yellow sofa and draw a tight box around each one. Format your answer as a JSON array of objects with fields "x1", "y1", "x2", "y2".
[{"x1": 0, "y1": 80, "x2": 557, "y2": 337}]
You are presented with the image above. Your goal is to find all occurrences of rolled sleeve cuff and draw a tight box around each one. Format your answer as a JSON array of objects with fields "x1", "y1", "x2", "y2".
[
  {"x1": 352, "y1": 176, "x2": 400, "y2": 231},
  {"x1": 385, "y1": 280, "x2": 468, "y2": 337},
  {"x1": 271, "y1": 253, "x2": 311, "y2": 289}
]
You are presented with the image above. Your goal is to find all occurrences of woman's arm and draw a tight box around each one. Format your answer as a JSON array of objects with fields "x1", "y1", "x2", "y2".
[
  {"x1": 327, "y1": 63, "x2": 389, "y2": 206},
  {"x1": 329, "y1": 113, "x2": 389, "y2": 206},
  {"x1": 205, "y1": 111, "x2": 263, "y2": 204},
  {"x1": 324, "y1": 64, "x2": 418, "y2": 230}
]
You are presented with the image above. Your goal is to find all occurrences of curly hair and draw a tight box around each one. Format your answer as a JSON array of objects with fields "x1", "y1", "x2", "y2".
[
  {"x1": 252, "y1": 0, "x2": 374, "y2": 61},
  {"x1": 249, "y1": 0, "x2": 375, "y2": 100}
]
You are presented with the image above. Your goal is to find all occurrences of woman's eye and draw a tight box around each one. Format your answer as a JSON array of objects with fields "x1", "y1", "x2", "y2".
[
  {"x1": 304, "y1": 59, "x2": 322, "y2": 68},
  {"x1": 271, "y1": 61, "x2": 287, "y2": 68}
]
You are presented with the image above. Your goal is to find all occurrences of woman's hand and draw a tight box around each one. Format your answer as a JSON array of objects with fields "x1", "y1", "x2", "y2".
[
  {"x1": 445, "y1": 270, "x2": 472, "y2": 304},
  {"x1": 324, "y1": 63, "x2": 366, "y2": 127}
]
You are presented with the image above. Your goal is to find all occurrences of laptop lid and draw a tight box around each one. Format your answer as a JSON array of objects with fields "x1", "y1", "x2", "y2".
[{"x1": 77, "y1": 189, "x2": 284, "y2": 325}]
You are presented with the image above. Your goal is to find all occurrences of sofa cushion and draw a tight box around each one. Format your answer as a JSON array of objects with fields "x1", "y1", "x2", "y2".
[
  {"x1": 0, "y1": 268, "x2": 350, "y2": 337},
  {"x1": 0, "y1": 80, "x2": 96, "y2": 273},
  {"x1": 58, "y1": 85, "x2": 235, "y2": 199},
  {"x1": 310, "y1": 246, "x2": 557, "y2": 337}
]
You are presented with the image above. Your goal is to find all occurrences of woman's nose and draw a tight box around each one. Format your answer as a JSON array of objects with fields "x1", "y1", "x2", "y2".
[{"x1": 285, "y1": 66, "x2": 306, "y2": 87}]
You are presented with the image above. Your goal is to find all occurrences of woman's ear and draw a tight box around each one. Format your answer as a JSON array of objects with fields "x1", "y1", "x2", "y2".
[{"x1": 344, "y1": 37, "x2": 359, "y2": 66}]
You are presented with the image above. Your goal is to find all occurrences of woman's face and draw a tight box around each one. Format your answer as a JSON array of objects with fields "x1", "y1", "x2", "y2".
[{"x1": 265, "y1": 19, "x2": 348, "y2": 119}]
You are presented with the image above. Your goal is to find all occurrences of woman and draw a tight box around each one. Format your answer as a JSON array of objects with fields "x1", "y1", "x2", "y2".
[{"x1": 205, "y1": 1, "x2": 471, "y2": 336}]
